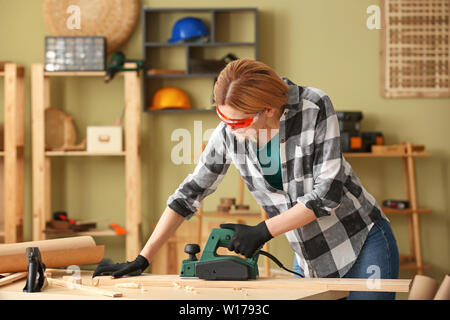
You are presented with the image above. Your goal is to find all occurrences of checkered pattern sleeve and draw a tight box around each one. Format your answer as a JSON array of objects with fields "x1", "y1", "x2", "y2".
[
  {"x1": 296, "y1": 93, "x2": 345, "y2": 218},
  {"x1": 167, "y1": 122, "x2": 232, "y2": 220}
]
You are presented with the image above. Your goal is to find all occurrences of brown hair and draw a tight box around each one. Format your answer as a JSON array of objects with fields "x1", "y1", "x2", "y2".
[{"x1": 213, "y1": 59, "x2": 289, "y2": 114}]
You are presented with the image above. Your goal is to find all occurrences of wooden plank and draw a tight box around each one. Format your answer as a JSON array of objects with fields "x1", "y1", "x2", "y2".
[
  {"x1": 15, "y1": 67, "x2": 25, "y2": 242},
  {"x1": 44, "y1": 71, "x2": 106, "y2": 77},
  {"x1": 124, "y1": 63, "x2": 142, "y2": 260},
  {"x1": 31, "y1": 64, "x2": 47, "y2": 240},
  {"x1": 406, "y1": 143, "x2": 423, "y2": 274},
  {"x1": 201, "y1": 211, "x2": 262, "y2": 221},
  {"x1": 0, "y1": 275, "x2": 348, "y2": 300},
  {"x1": 0, "y1": 272, "x2": 27, "y2": 287},
  {"x1": 92, "y1": 274, "x2": 412, "y2": 293},
  {"x1": 260, "y1": 208, "x2": 270, "y2": 278},
  {"x1": 344, "y1": 152, "x2": 431, "y2": 158},
  {"x1": 383, "y1": 207, "x2": 431, "y2": 214},
  {"x1": 47, "y1": 277, "x2": 122, "y2": 298},
  {"x1": 4, "y1": 63, "x2": 18, "y2": 243},
  {"x1": 45, "y1": 151, "x2": 125, "y2": 156}
]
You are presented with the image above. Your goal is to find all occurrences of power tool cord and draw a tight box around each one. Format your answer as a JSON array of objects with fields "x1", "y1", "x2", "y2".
[{"x1": 258, "y1": 250, "x2": 304, "y2": 278}]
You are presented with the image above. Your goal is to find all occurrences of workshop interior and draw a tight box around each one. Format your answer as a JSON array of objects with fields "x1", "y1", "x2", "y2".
[{"x1": 0, "y1": 0, "x2": 449, "y2": 302}]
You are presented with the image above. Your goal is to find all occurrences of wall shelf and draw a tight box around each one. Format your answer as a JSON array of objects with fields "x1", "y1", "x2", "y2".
[
  {"x1": 31, "y1": 63, "x2": 142, "y2": 260},
  {"x1": 145, "y1": 42, "x2": 256, "y2": 47},
  {"x1": 144, "y1": 108, "x2": 215, "y2": 114},
  {"x1": 45, "y1": 151, "x2": 126, "y2": 157},
  {"x1": 142, "y1": 7, "x2": 259, "y2": 112},
  {"x1": 344, "y1": 152, "x2": 431, "y2": 158},
  {"x1": 145, "y1": 73, "x2": 220, "y2": 79},
  {"x1": 346, "y1": 143, "x2": 431, "y2": 274},
  {"x1": 45, "y1": 229, "x2": 119, "y2": 237}
]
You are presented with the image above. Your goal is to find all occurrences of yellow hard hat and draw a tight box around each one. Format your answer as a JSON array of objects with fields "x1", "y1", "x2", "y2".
[{"x1": 148, "y1": 87, "x2": 191, "y2": 110}]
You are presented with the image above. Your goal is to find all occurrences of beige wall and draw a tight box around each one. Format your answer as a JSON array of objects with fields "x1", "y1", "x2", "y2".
[{"x1": 1, "y1": 0, "x2": 449, "y2": 297}]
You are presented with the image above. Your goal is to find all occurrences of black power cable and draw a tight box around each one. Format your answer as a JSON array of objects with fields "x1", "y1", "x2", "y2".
[{"x1": 258, "y1": 250, "x2": 304, "y2": 278}]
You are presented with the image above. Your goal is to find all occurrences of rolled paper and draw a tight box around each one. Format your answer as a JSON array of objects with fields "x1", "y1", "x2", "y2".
[
  {"x1": 408, "y1": 275, "x2": 439, "y2": 300},
  {"x1": 434, "y1": 274, "x2": 450, "y2": 300},
  {"x1": 0, "y1": 236, "x2": 104, "y2": 273}
]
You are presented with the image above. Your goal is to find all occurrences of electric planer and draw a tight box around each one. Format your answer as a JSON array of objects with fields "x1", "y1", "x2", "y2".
[{"x1": 180, "y1": 228, "x2": 303, "y2": 280}]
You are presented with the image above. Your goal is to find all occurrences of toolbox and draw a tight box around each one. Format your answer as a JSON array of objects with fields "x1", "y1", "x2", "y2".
[
  {"x1": 336, "y1": 111, "x2": 363, "y2": 133},
  {"x1": 336, "y1": 111, "x2": 384, "y2": 152}
]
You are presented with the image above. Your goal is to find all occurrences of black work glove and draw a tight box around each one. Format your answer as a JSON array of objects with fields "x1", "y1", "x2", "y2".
[
  {"x1": 92, "y1": 255, "x2": 149, "y2": 278},
  {"x1": 220, "y1": 222, "x2": 273, "y2": 258}
]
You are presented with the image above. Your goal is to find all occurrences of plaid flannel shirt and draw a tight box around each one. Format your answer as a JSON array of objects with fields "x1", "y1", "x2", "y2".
[{"x1": 167, "y1": 77, "x2": 387, "y2": 278}]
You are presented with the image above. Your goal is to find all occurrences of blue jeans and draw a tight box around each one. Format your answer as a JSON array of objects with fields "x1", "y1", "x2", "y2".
[{"x1": 293, "y1": 218, "x2": 400, "y2": 300}]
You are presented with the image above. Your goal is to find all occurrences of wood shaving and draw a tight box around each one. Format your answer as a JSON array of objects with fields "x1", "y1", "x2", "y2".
[{"x1": 114, "y1": 282, "x2": 140, "y2": 289}]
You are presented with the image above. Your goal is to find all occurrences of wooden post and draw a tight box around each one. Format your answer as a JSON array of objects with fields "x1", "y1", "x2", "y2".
[
  {"x1": 196, "y1": 207, "x2": 203, "y2": 245},
  {"x1": 196, "y1": 144, "x2": 206, "y2": 245},
  {"x1": 260, "y1": 207, "x2": 271, "y2": 277},
  {"x1": 15, "y1": 65, "x2": 25, "y2": 242},
  {"x1": 406, "y1": 142, "x2": 423, "y2": 274},
  {"x1": 124, "y1": 63, "x2": 142, "y2": 260},
  {"x1": 237, "y1": 176, "x2": 244, "y2": 205},
  {"x1": 4, "y1": 63, "x2": 24, "y2": 243},
  {"x1": 402, "y1": 156, "x2": 415, "y2": 261},
  {"x1": 31, "y1": 64, "x2": 47, "y2": 240}
]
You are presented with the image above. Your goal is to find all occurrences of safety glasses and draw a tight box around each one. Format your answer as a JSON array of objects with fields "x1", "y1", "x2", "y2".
[{"x1": 216, "y1": 106, "x2": 263, "y2": 128}]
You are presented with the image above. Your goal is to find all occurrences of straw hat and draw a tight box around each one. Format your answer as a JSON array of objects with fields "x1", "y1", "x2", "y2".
[{"x1": 42, "y1": 0, "x2": 139, "y2": 53}]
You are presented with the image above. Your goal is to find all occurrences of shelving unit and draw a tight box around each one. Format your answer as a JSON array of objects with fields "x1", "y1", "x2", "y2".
[
  {"x1": 31, "y1": 63, "x2": 142, "y2": 260},
  {"x1": 141, "y1": 7, "x2": 258, "y2": 112},
  {"x1": 0, "y1": 63, "x2": 25, "y2": 243},
  {"x1": 344, "y1": 142, "x2": 431, "y2": 274}
]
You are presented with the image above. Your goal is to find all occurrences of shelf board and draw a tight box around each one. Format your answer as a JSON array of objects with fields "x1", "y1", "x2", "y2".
[
  {"x1": 0, "y1": 151, "x2": 4, "y2": 156},
  {"x1": 145, "y1": 72, "x2": 219, "y2": 79},
  {"x1": 45, "y1": 151, "x2": 126, "y2": 157},
  {"x1": 45, "y1": 229, "x2": 119, "y2": 237},
  {"x1": 383, "y1": 207, "x2": 431, "y2": 214},
  {"x1": 0, "y1": 71, "x2": 4, "y2": 77},
  {"x1": 44, "y1": 71, "x2": 106, "y2": 77},
  {"x1": 145, "y1": 108, "x2": 216, "y2": 114},
  {"x1": 400, "y1": 262, "x2": 430, "y2": 271},
  {"x1": 344, "y1": 151, "x2": 431, "y2": 158},
  {"x1": 145, "y1": 41, "x2": 256, "y2": 47},
  {"x1": 143, "y1": 7, "x2": 257, "y2": 13},
  {"x1": 399, "y1": 254, "x2": 430, "y2": 271},
  {"x1": 201, "y1": 211, "x2": 262, "y2": 221}
]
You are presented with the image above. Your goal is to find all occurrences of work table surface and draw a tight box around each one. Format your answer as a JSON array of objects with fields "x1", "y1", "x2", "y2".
[
  {"x1": 0, "y1": 269, "x2": 411, "y2": 300},
  {"x1": 0, "y1": 269, "x2": 350, "y2": 300}
]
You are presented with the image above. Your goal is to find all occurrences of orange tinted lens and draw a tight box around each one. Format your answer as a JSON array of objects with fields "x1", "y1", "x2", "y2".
[{"x1": 216, "y1": 106, "x2": 255, "y2": 128}]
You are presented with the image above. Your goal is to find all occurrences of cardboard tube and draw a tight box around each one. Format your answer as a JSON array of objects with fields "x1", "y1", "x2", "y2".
[
  {"x1": 0, "y1": 236, "x2": 95, "y2": 255},
  {"x1": 408, "y1": 275, "x2": 439, "y2": 300},
  {"x1": 0, "y1": 236, "x2": 104, "y2": 273},
  {"x1": 434, "y1": 274, "x2": 450, "y2": 300}
]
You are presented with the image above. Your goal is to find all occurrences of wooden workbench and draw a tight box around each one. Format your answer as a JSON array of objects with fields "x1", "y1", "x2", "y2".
[
  {"x1": 0, "y1": 270, "x2": 350, "y2": 300},
  {"x1": 0, "y1": 269, "x2": 412, "y2": 300}
]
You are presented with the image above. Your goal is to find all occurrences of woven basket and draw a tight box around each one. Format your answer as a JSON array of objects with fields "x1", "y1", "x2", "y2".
[{"x1": 42, "y1": 0, "x2": 139, "y2": 53}]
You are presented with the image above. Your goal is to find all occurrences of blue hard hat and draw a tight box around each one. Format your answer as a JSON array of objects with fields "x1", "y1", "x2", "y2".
[{"x1": 168, "y1": 17, "x2": 209, "y2": 43}]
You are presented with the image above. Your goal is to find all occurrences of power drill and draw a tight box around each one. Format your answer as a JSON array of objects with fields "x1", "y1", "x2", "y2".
[{"x1": 104, "y1": 51, "x2": 144, "y2": 83}]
